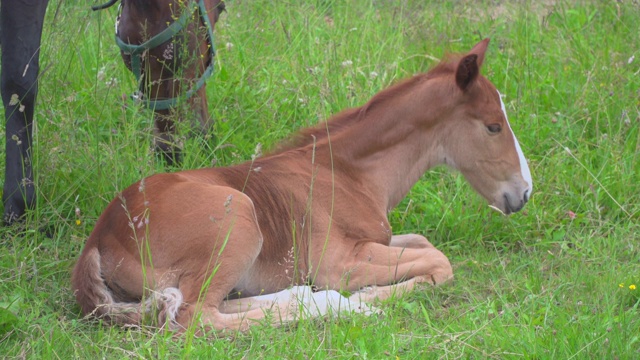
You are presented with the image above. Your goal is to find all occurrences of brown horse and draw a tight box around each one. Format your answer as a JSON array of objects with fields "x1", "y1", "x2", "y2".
[
  {"x1": 95, "y1": 0, "x2": 225, "y2": 164},
  {"x1": 72, "y1": 39, "x2": 532, "y2": 332}
]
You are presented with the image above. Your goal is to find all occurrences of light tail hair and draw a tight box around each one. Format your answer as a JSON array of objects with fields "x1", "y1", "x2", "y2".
[{"x1": 72, "y1": 247, "x2": 184, "y2": 330}]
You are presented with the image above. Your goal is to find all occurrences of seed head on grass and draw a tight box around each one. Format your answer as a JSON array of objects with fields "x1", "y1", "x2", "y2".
[
  {"x1": 9, "y1": 93, "x2": 19, "y2": 106},
  {"x1": 105, "y1": 78, "x2": 118, "y2": 87},
  {"x1": 251, "y1": 143, "x2": 262, "y2": 160},
  {"x1": 163, "y1": 43, "x2": 174, "y2": 60},
  {"x1": 224, "y1": 194, "x2": 233, "y2": 214},
  {"x1": 278, "y1": 247, "x2": 295, "y2": 280}
]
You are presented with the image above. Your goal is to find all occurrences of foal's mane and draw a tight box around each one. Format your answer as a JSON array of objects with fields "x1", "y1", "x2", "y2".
[{"x1": 273, "y1": 54, "x2": 463, "y2": 153}]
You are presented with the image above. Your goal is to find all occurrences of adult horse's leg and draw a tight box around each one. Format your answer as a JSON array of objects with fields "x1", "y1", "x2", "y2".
[
  {"x1": 188, "y1": 86, "x2": 212, "y2": 138},
  {"x1": 0, "y1": 0, "x2": 49, "y2": 224},
  {"x1": 151, "y1": 94, "x2": 211, "y2": 166},
  {"x1": 152, "y1": 110, "x2": 182, "y2": 166},
  {"x1": 150, "y1": 44, "x2": 214, "y2": 166}
]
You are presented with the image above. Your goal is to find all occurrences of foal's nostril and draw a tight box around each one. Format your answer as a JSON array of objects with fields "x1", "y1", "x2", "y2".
[{"x1": 523, "y1": 189, "x2": 530, "y2": 203}]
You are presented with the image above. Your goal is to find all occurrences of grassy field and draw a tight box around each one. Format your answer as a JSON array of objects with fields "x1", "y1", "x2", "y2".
[{"x1": 1, "y1": 0, "x2": 639, "y2": 358}]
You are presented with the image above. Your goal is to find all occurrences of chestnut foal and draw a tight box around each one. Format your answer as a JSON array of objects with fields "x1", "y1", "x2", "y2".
[{"x1": 73, "y1": 39, "x2": 532, "y2": 332}]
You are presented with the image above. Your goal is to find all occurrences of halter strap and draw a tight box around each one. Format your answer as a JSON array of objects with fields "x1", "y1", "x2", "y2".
[{"x1": 103, "y1": 0, "x2": 216, "y2": 110}]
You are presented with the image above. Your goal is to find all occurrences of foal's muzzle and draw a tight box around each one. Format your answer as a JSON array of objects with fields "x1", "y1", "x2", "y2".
[{"x1": 503, "y1": 190, "x2": 529, "y2": 215}]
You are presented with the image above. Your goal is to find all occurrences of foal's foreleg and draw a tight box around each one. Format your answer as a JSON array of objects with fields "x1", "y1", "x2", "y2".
[
  {"x1": 349, "y1": 276, "x2": 430, "y2": 303},
  {"x1": 341, "y1": 242, "x2": 453, "y2": 291},
  {"x1": 389, "y1": 234, "x2": 435, "y2": 249}
]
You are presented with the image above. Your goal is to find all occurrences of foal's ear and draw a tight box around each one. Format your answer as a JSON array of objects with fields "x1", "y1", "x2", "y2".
[
  {"x1": 455, "y1": 54, "x2": 479, "y2": 91},
  {"x1": 468, "y1": 38, "x2": 490, "y2": 67},
  {"x1": 455, "y1": 38, "x2": 490, "y2": 91}
]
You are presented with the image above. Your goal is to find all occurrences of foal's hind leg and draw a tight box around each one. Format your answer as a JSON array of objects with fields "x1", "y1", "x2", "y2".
[
  {"x1": 121, "y1": 184, "x2": 267, "y2": 331},
  {"x1": 191, "y1": 286, "x2": 376, "y2": 332},
  {"x1": 161, "y1": 185, "x2": 347, "y2": 332},
  {"x1": 220, "y1": 286, "x2": 377, "y2": 319}
]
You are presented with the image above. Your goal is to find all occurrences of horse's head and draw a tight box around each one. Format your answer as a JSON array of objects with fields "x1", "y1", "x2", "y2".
[
  {"x1": 435, "y1": 39, "x2": 532, "y2": 215},
  {"x1": 117, "y1": 0, "x2": 226, "y2": 163}
]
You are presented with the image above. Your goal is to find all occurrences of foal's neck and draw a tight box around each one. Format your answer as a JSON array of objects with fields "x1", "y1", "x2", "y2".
[{"x1": 331, "y1": 79, "x2": 449, "y2": 211}]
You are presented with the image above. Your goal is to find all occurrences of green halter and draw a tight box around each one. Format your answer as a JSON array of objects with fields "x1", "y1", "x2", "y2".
[{"x1": 97, "y1": 0, "x2": 216, "y2": 110}]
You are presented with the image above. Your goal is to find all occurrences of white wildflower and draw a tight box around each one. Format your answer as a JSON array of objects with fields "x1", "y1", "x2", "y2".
[
  {"x1": 163, "y1": 43, "x2": 174, "y2": 60},
  {"x1": 9, "y1": 94, "x2": 19, "y2": 106},
  {"x1": 97, "y1": 66, "x2": 106, "y2": 81}
]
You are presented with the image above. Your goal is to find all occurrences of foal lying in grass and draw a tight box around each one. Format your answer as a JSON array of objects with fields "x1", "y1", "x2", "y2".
[{"x1": 72, "y1": 38, "x2": 532, "y2": 332}]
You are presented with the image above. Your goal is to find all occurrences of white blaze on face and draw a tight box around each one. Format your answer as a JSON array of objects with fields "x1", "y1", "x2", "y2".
[{"x1": 498, "y1": 91, "x2": 533, "y2": 195}]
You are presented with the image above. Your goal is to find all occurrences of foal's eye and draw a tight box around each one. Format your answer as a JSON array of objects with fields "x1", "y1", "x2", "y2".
[{"x1": 487, "y1": 124, "x2": 502, "y2": 134}]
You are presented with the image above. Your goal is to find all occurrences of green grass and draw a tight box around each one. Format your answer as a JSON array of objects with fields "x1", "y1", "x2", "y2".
[{"x1": 2, "y1": 0, "x2": 639, "y2": 358}]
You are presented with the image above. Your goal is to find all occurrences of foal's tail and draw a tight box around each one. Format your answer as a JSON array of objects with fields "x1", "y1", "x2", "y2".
[{"x1": 71, "y1": 247, "x2": 184, "y2": 329}]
